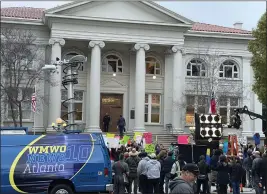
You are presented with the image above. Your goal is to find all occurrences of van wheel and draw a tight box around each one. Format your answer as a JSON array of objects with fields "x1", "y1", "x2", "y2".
[{"x1": 49, "y1": 184, "x2": 73, "y2": 194}]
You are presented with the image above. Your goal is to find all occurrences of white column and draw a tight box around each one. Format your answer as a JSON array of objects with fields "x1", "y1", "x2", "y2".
[
  {"x1": 134, "y1": 43, "x2": 150, "y2": 132},
  {"x1": 85, "y1": 41, "x2": 105, "y2": 133},
  {"x1": 171, "y1": 45, "x2": 185, "y2": 133},
  {"x1": 242, "y1": 56, "x2": 254, "y2": 137},
  {"x1": 47, "y1": 38, "x2": 65, "y2": 132},
  {"x1": 32, "y1": 73, "x2": 45, "y2": 134}
]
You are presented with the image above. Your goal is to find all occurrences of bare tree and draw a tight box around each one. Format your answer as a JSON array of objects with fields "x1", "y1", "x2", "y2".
[{"x1": 1, "y1": 27, "x2": 49, "y2": 127}]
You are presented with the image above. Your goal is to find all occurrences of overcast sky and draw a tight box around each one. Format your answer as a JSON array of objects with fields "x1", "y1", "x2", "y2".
[{"x1": 1, "y1": 1, "x2": 266, "y2": 30}]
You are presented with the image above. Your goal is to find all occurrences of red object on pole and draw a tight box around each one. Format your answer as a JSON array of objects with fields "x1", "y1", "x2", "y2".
[
  {"x1": 31, "y1": 93, "x2": 36, "y2": 112},
  {"x1": 209, "y1": 92, "x2": 216, "y2": 114}
]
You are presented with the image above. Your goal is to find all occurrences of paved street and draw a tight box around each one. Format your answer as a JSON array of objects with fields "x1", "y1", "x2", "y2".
[{"x1": 87, "y1": 186, "x2": 256, "y2": 194}]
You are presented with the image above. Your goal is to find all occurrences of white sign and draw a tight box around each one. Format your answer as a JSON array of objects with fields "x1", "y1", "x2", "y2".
[
  {"x1": 1, "y1": 130, "x2": 26, "y2": 135},
  {"x1": 237, "y1": 136, "x2": 247, "y2": 145}
]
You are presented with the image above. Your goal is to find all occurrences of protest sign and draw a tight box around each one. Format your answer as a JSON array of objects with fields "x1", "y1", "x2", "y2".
[
  {"x1": 120, "y1": 135, "x2": 130, "y2": 145},
  {"x1": 107, "y1": 136, "x2": 120, "y2": 148},
  {"x1": 134, "y1": 132, "x2": 142, "y2": 139},
  {"x1": 177, "y1": 135, "x2": 189, "y2": 144},
  {"x1": 145, "y1": 144, "x2": 155, "y2": 153},
  {"x1": 107, "y1": 133, "x2": 115, "y2": 138},
  {"x1": 143, "y1": 132, "x2": 153, "y2": 144}
]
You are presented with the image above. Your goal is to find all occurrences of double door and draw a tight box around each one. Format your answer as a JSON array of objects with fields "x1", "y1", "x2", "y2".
[{"x1": 100, "y1": 94, "x2": 123, "y2": 132}]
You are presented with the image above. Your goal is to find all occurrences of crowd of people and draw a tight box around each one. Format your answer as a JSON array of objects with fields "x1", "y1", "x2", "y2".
[{"x1": 109, "y1": 141, "x2": 267, "y2": 194}]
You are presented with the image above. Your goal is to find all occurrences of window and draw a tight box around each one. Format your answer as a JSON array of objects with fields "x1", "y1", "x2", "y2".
[
  {"x1": 7, "y1": 88, "x2": 33, "y2": 120},
  {"x1": 61, "y1": 90, "x2": 84, "y2": 121},
  {"x1": 219, "y1": 60, "x2": 239, "y2": 78},
  {"x1": 187, "y1": 59, "x2": 206, "y2": 77},
  {"x1": 218, "y1": 96, "x2": 240, "y2": 125},
  {"x1": 63, "y1": 52, "x2": 84, "y2": 71},
  {"x1": 185, "y1": 95, "x2": 209, "y2": 125},
  {"x1": 102, "y1": 54, "x2": 123, "y2": 73},
  {"x1": 146, "y1": 57, "x2": 161, "y2": 75},
  {"x1": 20, "y1": 58, "x2": 34, "y2": 69},
  {"x1": 144, "y1": 94, "x2": 161, "y2": 123}
]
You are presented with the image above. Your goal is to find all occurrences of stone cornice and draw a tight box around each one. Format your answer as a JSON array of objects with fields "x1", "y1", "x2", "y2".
[
  {"x1": 88, "y1": 41, "x2": 105, "y2": 48},
  {"x1": 185, "y1": 30, "x2": 253, "y2": 40},
  {"x1": 49, "y1": 38, "x2": 65, "y2": 46},
  {"x1": 183, "y1": 47, "x2": 252, "y2": 58}
]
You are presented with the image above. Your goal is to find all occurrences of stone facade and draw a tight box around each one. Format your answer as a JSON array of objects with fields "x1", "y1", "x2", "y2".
[{"x1": 1, "y1": 1, "x2": 263, "y2": 138}]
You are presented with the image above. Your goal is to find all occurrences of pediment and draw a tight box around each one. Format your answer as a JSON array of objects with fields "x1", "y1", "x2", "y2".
[
  {"x1": 101, "y1": 78, "x2": 128, "y2": 88},
  {"x1": 45, "y1": 1, "x2": 192, "y2": 25}
]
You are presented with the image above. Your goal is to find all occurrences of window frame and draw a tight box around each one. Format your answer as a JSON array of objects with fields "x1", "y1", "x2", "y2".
[
  {"x1": 145, "y1": 94, "x2": 161, "y2": 124},
  {"x1": 6, "y1": 88, "x2": 34, "y2": 121},
  {"x1": 218, "y1": 96, "x2": 240, "y2": 125},
  {"x1": 145, "y1": 56, "x2": 161, "y2": 75},
  {"x1": 185, "y1": 95, "x2": 209, "y2": 126},
  {"x1": 186, "y1": 58, "x2": 207, "y2": 77},
  {"x1": 101, "y1": 54, "x2": 123, "y2": 74},
  {"x1": 219, "y1": 60, "x2": 239, "y2": 79},
  {"x1": 61, "y1": 90, "x2": 85, "y2": 122}
]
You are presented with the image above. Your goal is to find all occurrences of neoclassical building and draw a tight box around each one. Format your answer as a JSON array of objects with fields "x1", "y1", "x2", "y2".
[{"x1": 1, "y1": 1, "x2": 263, "y2": 138}]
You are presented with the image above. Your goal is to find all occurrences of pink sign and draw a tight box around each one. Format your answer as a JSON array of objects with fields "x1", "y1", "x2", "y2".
[
  {"x1": 177, "y1": 135, "x2": 189, "y2": 145},
  {"x1": 143, "y1": 132, "x2": 153, "y2": 144}
]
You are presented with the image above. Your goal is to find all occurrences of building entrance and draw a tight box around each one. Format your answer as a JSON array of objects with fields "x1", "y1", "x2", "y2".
[{"x1": 100, "y1": 93, "x2": 123, "y2": 132}]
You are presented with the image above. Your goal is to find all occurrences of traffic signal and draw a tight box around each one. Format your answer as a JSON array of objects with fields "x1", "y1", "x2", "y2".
[{"x1": 199, "y1": 114, "x2": 222, "y2": 139}]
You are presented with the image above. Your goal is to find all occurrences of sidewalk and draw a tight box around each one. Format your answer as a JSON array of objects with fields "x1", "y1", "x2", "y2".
[{"x1": 210, "y1": 186, "x2": 256, "y2": 194}]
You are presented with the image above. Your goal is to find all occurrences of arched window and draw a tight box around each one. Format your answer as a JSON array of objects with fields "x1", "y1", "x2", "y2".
[
  {"x1": 63, "y1": 52, "x2": 84, "y2": 71},
  {"x1": 102, "y1": 54, "x2": 123, "y2": 73},
  {"x1": 186, "y1": 58, "x2": 206, "y2": 77},
  {"x1": 146, "y1": 56, "x2": 161, "y2": 75},
  {"x1": 219, "y1": 60, "x2": 239, "y2": 78}
]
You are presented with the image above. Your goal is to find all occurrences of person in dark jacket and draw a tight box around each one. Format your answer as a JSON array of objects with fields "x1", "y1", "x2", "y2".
[
  {"x1": 209, "y1": 149, "x2": 221, "y2": 192},
  {"x1": 177, "y1": 154, "x2": 187, "y2": 170},
  {"x1": 102, "y1": 112, "x2": 111, "y2": 132},
  {"x1": 229, "y1": 157, "x2": 245, "y2": 194},
  {"x1": 163, "y1": 151, "x2": 175, "y2": 194},
  {"x1": 252, "y1": 151, "x2": 263, "y2": 194},
  {"x1": 216, "y1": 155, "x2": 230, "y2": 194},
  {"x1": 243, "y1": 150, "x2": 253, "y2": 187},
  {"x1": 125, "y1": 148, "x2": 140, "y2": 194},
  {"x1": 112, "y1": 153, "x2": 129, "y2": 194},
  {"x1": 117, "y1": 115, "x2": 126, "y2": 138},
  {"x1": 158, "y1": 150, "x2": 167, "y2": 194},
  {"x1": 196, "y1": 155, "x2": 210, "y2": 194},
  {"x1": 259, "y1": 153, "x2": 267, "y2": 194}
]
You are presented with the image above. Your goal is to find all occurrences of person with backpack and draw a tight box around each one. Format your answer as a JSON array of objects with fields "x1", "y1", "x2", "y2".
[
  {"x1": 145, "y1": 153, "x2": 161, "y2": 194},
  {"x1": 112, "y1": 153, "x2": 129, "y2": 194},
  {"x1": 229, "y1": 157, "x2": 245, "y2": 194},
  {"x1": 196, "y1": 155, "x2": 210, "y2": 194},
  {"x1": 170, "y1": 155, "x2": 181, "y2": 180},
  {"x1": 125, "y1": 148, "x2": 140, "y2": 194},
  {"x1": 137, "y1": 152, "x2": 150, "y2": 194}
]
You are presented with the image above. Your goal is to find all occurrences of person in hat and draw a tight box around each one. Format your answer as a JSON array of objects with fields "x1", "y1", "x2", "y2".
[
  {"x1": 145, "y1": 153, "x2": 161, "y2": 194},
  {"x1": 169, "y1": 163, "x2": 199, "y2": 194},
  {"x1": 125, "y1": 148, "x2": 140, "y2": 194}
]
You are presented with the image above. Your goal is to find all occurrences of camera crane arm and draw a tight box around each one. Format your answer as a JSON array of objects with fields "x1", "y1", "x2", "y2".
[{"x1": 234, "y1": 106, "x2": 266, "y2": 121}]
